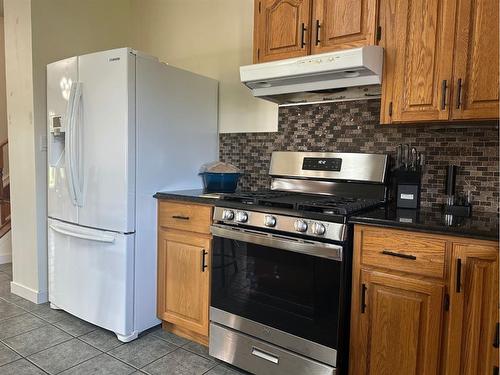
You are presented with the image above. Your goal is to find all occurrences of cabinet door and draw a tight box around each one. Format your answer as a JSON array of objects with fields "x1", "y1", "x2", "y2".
[
  {"x1": 157, "y1": 229, "x2": 211, "y2": 336},
  {"x1": 349, "y1": 270, "x2": 443, "y2": 375},
  {"x1": 380, "y1": 0, "x2": 456, "y2": 123},
  {"x1": 443, "y1": 243, "x2": 499, "y2": 375},
  {"x1": 311, "y1": 0, "x2": 378, "y2": 54},
  {"x1": 450, "y1": 0, "x2": 499, "y2": 120},
  {"x1": 254, "y1": 0, "x2": 312, "y2": 63}
]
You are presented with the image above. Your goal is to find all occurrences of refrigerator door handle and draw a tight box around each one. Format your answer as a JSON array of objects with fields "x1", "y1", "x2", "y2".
[
  {"x1": 64, "y1": 83, "x2": 78, "y2": 206},
  {"x1": 71, "y1": 82, "x2": 84, "y2": 207},
  {"x1": 49, "y1": 222, "x2": 116, "y2": 243}
]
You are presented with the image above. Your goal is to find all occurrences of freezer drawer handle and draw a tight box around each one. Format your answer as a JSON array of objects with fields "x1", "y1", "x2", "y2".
[
  {"x1": 251, "y1": 347, "x2": 279, "y2": 364},
  {"x1": 49, "y1": 224, "x2": 116, "y2": 243}
]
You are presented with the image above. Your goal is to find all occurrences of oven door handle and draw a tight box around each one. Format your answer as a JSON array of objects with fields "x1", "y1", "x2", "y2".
[{"x1": 211, "y1": 225, "x2": 343, "y2": 261}]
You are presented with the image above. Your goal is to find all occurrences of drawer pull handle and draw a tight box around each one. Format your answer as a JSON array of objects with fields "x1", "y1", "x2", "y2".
[
  {"x1": 382, "y1": 250, "x2": 416, "y2": 260},
  {"x1": 456, "y1": 258, "x2": 462, "y2": 293},
  {"x1": 251, "y1": 347, "x2": 279, "y2": 364},
  {"x1": 201, "y1": 249, "x2": 208, "y2": 272},
  {"x1": 172, "y1": 215, "x2": 190, "y2": 220},
  {"x1": 361, "y1": 283, "x2": 367, "y2": 313}
]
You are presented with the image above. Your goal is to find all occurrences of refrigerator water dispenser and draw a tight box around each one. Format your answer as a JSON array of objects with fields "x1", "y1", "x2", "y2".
[{"x1": 49, "y1": 118, "x2": 65, "y2": 167}]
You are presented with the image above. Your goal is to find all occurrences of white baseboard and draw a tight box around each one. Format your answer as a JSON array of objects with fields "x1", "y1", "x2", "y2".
[
  {"x1": 0, "y1": 254, "x2": 11, "y2": 264},
  {"x1": 10, "y1": 281, "x2": 48, "y2": 304}
]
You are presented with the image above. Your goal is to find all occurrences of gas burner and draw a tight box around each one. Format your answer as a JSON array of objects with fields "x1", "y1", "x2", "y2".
[
  {"x1": 298, "y1": 197, "x2": 383, "y2": 215},
  {"x1": 219, "y1": 190, "x2": 290, "y2": 205}
]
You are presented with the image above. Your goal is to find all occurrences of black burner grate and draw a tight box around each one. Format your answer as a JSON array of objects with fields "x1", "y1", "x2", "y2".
[{"x1": 220, "y1": 190, "x2": 382, "y2": 216}]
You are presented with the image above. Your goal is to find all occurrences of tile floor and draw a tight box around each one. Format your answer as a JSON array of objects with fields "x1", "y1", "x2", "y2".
[{"x1": 0, "y1": 263, "x2": 247, "y2": 375}]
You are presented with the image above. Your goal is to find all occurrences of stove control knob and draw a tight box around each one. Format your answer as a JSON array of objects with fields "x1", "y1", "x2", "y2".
[
  {"x1": 264, "y1": 215, "x2": 277, "y2": 227},
  {"x1": 312, "y1": 222, "x2": 326, "y2": 236},
  {"x1": 294, "y1": 220, "x2": 308, "y2": 232},
  {"x1": 235, "y1": 211, "x2": 248, "y2": 223},
  {"x1": 222, "y1": 209, "x2": 234, "y2": 221}
]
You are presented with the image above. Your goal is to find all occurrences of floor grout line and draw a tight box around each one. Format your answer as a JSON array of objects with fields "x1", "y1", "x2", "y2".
[
  {"x1": 0, "y1": 263, "x2": 239, "y2": 375},
  {"x1": 18, "y1": 357, "x2": 51, "y2": 374}
]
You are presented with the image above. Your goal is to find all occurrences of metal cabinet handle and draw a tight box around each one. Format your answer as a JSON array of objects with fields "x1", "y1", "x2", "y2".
[
  {"x1": 494, "y1": 322, "x2": 499, "y2": 348},
  {"x1": 315, "y1": 20, "x2": 321, "y2": 46},
  {"x1": 201, "y1": 249, "x2": 208, "y2": 272},
  {"x1": 301, "y1": 23, "x2": 307, "y2": 48},
  {"x1": 361, "y1": 283, "x2": 367, "y2": 313},
  {"x1": 172, "y1": 215, "x2": 190, "y2": 220},
  {"x1": 455, "y1": 78, "x2": 463, "y2": 109},
  {"x1": 441, "y1": 80, "x2": 448, "y2": 110},
  {"x1": 382, "y1": 250, "x2": 416, "y2": 260},
  {"x1": 456, "y1": 258, "x2": 462, "y2": 293}
]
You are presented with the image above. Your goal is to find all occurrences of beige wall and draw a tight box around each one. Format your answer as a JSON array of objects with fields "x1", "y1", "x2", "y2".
[
  {"x1": 5, "y1": 0, "x2": 277, "y2": 301},
  {"x1": 4, "y1": 0, "x2": 133, "y2": 302},
  {"x1": 0, "y1": 15, "x2": 10, "y2": 263},
  {"x1": 131, "y1": 0, "x2": 278, "y2": 133},
  {"x1": 0, "y1": 17, "x2": 7, "y2": 143}
]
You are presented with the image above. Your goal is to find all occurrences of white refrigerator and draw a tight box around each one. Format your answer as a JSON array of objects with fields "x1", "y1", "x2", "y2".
[{"x1": 46, "y1": 48, "x2": 218, "y2": 342}]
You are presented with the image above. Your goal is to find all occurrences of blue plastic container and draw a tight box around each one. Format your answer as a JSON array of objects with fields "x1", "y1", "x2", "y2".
[{"x1": 200, "y1": 172, "x2": 241, "y2": 193}]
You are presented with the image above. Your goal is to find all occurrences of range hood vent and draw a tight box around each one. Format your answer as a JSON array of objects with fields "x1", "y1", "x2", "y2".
[{"x1": 240, "y1": 46, "x2": 383, "y2": 105}]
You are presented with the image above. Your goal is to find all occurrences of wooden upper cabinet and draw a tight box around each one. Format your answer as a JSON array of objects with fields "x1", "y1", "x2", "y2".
[
  {"x1": 311, "y1": 0, "x2": 378, "y2": 54},
  {"x1": 442, "y1": 243, "x2": 499, "y2": 375},
  {"x1": 380, "y1": 0, "x2": 457, "y2": 123},
  {"x1": 254, "y1": 0, "x2": 312, "y2": 63},
  {"x1": 349, "y1": 270, "x2": 443, "y2": 375},
  {"x1": 380, "y1": 0, "x2": 499, "y2": 123},
  {"x1": 451, "y1": 0, "x2": 499, "y2": 120}
]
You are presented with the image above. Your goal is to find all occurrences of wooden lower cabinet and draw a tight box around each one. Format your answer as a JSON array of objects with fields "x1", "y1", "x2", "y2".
[
  {"x1": 350, "y1": 269, "x2": 443, "y2": 374},
  {"x1": 350, "y1": 225, "x2": 499, "y2": 375},
  {"x1": 442, "y1": 243, "x2": 499, "y2": 375},
  {"x1": 157, "y1": 200, "x2": 213, "y2": 346}
]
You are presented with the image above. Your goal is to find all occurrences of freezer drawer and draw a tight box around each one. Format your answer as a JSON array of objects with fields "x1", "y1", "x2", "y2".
[
  {"x1": 209, "y1": 323, "x2": 336, "y2": 375},
  {"x1": 48, "y1": 219, "x2": 135, "y2": 336}
]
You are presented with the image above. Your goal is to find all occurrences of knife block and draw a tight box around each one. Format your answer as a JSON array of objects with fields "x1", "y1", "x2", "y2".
[{"x1": 393, "y1": 169, "x2": 422, "y2": 209}]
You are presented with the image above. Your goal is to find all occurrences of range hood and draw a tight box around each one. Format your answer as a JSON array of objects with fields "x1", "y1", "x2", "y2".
[{"x1": 240, "y1": 46, "x2": 383, "y2": 105}]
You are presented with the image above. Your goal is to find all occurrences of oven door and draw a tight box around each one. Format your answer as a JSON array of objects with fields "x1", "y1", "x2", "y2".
[{"x1": 210, "y1": 224, "x2": 346, "y2": 367}]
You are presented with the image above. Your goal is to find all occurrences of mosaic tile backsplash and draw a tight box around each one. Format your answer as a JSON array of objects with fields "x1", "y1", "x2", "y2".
[{"x1": 219, "y1": 100, "x2": 499, "y2": 212}]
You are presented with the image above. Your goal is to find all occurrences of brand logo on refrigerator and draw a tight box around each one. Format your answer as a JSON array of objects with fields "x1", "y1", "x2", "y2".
[{"x1": 109, "y1": 57, "x2": 121, "y2": 62}]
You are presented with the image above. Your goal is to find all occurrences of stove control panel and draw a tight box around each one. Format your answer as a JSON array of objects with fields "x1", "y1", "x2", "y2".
[
  {"x1": 302, "y1": 157, "x2": 342, "y2": 172},
  {"x1": 213, "y1": 207, "x2": 347, "y2": 242}
]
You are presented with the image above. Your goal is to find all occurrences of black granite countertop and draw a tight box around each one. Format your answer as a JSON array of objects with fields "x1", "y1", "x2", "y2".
[
  {"x1": 153, "y1": 189, "x2": 221, "y2": 204},
  {"x1": 350, "y1": 205, "x2": 499, "y2": 241},
  {"x1": 154, "y1": 191, "x2": 499, "y2": 241}
]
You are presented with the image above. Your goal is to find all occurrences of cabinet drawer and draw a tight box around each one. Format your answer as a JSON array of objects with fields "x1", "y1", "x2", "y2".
[
  {"x1": 159, "y1": 201, "x2": 212, "y2": 234},
  {"x1": 359, "y1": 227, "x2": 447, "y2": 279}
]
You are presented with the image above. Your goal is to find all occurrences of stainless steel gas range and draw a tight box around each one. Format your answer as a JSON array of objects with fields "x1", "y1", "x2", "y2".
[{"x1": 209, "y1": 151, "x2": 389, "y2": 375}]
